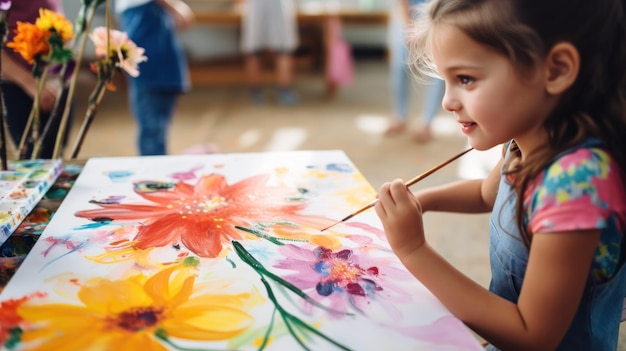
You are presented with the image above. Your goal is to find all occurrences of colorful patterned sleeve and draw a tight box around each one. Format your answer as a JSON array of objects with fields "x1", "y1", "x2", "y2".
[
  {"x1": 527, "y1": 148, "x2": 626, "y2": 234},
  {"x1": 526, "y1": 147, "x2": 626, "y2": 282}
]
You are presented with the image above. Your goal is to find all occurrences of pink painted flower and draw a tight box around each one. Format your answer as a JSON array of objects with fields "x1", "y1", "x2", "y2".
[
  {"x1": 75, "y1": 174, "x2": 330, "y2": 258},
  {"x1": 274, "y1": 244, "x2": 414, "y2": 318},
  {"x1": 89, "y1": 26, "x2": 147, "y2": 77}
]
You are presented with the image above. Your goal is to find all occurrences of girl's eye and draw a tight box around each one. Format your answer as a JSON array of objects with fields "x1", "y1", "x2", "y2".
[{"x1": 458, "y1": 75, "x2": 474, "y2": 86}]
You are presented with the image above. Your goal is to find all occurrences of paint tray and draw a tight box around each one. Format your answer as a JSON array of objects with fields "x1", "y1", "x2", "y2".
[{"x1": 0, "y1": 159, "x2": 63, "y2": 245}]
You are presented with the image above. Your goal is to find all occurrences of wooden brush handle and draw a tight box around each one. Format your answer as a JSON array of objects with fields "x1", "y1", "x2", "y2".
[{"x1": 321, "y1": 147, "x2": 474, "y2": 231}]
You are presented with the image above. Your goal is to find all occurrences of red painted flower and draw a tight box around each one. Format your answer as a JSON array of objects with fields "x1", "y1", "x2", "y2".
[{"x1": 75, "y1": 174, "x2": 329, "y2": 258}]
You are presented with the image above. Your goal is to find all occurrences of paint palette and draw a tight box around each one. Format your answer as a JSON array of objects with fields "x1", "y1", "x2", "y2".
[{"x1": 0, "y1": 159, "x2": 63, "y2": 245}]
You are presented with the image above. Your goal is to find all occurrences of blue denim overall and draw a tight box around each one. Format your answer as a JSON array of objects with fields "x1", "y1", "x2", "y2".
[
  {"x1": 486, "y1": 141, "x2": 626, "y2": 350},
  {"x1": 118, "y1": 1, "x2": 190, "y2": 155}
]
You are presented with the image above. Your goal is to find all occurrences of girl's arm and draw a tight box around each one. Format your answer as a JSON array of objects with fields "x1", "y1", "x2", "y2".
[
  {"x1": 404, "y1": 230, "x2": 597, "y2": 351},
  {"x1": 415, "y1": 157, "x2": 502, "y2": 213},
  {"x1": 376, "y1": 179, "x2": 599, "y2": 351}
]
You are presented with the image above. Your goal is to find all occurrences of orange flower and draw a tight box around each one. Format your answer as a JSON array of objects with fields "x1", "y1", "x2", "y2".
[
  {"x1": 6, "y1": 22, "x2": 49, "y2": 64},
  {"x1": 34, "y1": 8, "x2": 73, "y2": 42},
  {"x1": 6, "y1": 8, "x2": 73, "y2": 64}
]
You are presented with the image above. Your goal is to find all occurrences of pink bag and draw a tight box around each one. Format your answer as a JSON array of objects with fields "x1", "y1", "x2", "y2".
[{"x1": 326, "y1": 17, "x2": 354, "y2": 86}]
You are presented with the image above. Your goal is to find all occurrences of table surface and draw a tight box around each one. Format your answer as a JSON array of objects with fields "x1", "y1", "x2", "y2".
[
  {"x1": 189, "y1": 2, "x2": 389, "y2": 25},
  {"x1": 0, "y1": 152, "x2": 482, "y2": 350}
]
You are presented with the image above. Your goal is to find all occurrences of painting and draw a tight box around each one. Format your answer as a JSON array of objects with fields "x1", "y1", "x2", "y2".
[{"x1": 0, "y1": 151, "x2": 482, "y2": 350}]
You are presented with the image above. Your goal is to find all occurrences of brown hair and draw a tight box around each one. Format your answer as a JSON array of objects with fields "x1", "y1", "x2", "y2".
[{"x1": 407, "y1": 0, "x2": 626, "y2": 245}]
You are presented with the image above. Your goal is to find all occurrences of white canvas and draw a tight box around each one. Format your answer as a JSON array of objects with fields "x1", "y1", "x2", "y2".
[{"x1": 0, "y1": 151, "x2": 482, "y2": 350}]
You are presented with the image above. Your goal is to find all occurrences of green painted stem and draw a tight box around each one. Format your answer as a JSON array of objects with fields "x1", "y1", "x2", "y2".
[
  {"x1": 232, "y1": 240, "x2": 349, "y2": 316},
  {"x1": 259, "y1": 277, "x2": 352, "y2": 351}
]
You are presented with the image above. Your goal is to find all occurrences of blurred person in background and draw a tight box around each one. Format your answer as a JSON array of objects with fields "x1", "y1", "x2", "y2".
[
  {"x1": 238, "y1": 0, "x2": 299, "y2": 105},
  {"x1": 385, "y1": 0, "x2": 444, "y2": 143},
  {"x1": 1, "y1": 0, "x2": 71, "y2": 158},
  {"x1": 115, "y1": 0, "x2": 193, "y2": 155}
]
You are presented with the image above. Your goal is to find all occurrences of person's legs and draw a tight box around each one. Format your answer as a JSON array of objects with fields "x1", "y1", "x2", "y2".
[
  {"x1": 245, "y1": 53, "x2": 263, "y2": 88},
  {"x1": 422, "y1": 77, "x2": 445, "y2": 124},
  {"x1": 386, "y1": 18, "x2": 410, "y2": 135},
  {"x1": 275, "y1": 52, "x2": 298, "y2": 105},
  {"x1": 244, "y1": 53, "x2": 265, "y2": 104},
  {"x1": 276, "y1": 52, "x2": 294, "y2": 88},
  {"x1": 413, "y1": 77, "x2": 445, "y2": 143},
  {"x1": 129, "y1": 84, "x2": 178, "y2": 156}
]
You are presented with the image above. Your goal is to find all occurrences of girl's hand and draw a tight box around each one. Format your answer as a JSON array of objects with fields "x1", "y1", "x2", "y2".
[{"x1": 374, "y1": 179, "x2": 426, "y2": 260}]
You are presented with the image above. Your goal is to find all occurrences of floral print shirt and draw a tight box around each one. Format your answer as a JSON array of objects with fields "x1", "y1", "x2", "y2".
[{"x1": 525, "y1": 147, "x2": 626, "y2": 283}]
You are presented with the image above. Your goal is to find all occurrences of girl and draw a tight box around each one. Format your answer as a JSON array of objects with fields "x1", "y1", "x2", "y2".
[{"x1": 374, "y1": 0, "x2": 626, "y2": 350}]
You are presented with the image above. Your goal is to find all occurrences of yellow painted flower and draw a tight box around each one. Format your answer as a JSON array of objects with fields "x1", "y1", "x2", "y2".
[
  {"x1": 16, "y1": 263, "x2": 260, "y2": 350},
  {"x1": 34, "y1": 8, "x2": 73, "y2": 42},
  {"x1": 6, "y1": 22, "x2": 48, "y2": 64}
]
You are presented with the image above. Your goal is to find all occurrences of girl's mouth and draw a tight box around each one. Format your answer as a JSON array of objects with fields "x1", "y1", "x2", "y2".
[{"x1": 460, "y1": 122, "x2": 477, "y2": 134}]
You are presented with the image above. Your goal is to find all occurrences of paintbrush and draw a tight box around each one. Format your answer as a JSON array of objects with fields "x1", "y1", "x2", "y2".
[{"x1": 320, "y1": 147, "x2": 473, "y2": 232}]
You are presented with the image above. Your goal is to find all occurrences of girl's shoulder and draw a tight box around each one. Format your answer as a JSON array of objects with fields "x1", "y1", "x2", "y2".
[
  {"x1": 543, "y1": 146, "x2": 617, "y2": 182},
  {"x1": 527, "y1": 143, "x2": 624, "y2": 212}
]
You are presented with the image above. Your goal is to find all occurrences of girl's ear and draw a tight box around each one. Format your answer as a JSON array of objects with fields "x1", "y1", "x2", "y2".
[{"x1": 545, "y1": 42, "x2": 580, "y2": 95}]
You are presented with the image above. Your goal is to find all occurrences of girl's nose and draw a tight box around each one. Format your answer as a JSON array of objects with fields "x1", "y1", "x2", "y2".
[{"x1": 441, "y1": 87, "x2": 460, "y2": 112}]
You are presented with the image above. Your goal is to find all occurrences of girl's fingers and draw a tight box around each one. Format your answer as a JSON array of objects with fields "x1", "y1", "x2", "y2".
[
  {"x1": 375, "y1": 182, "x2": 395, "y2": 218},
  {"x1": 389, "y1": 179, "x2": 410, "y2": 202}
]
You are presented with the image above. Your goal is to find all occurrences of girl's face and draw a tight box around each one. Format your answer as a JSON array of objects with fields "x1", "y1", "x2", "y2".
[{"x1": 431, "y1": 24, "x2": 555, "y2": 154}]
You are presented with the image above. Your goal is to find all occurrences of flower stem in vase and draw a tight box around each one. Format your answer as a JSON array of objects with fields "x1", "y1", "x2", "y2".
[
  {"x1": 17, "y1": 68, "x2": 48, "y2": 160},
  {"x1": 69, "y1": 77, "x2": 108, "y2": 159},
  {"x1": 0, "y1": 4, "x2": 8, "y2": 170},
  {"x1": 34, "y1": 60, "x2": 75, "y2": 160},
  {"x1": 53, "y1": 2, "x2": 99, "y2": 159},
  {"x1": 0, "y1": 56, "x2": 7, "y2": 171}
]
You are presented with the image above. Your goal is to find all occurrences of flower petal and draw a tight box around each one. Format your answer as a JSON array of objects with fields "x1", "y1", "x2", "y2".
[
  {"x1": 75, "y1": 204, "x2": 174, "y2": 221},
  {"x1": 136, "y1": 181, "x2": 194, "y2": 204},
  {"x1": 78, "y1": 278, "x2": 152, "y2": 314},
  {"x1": 193, "y1": 173, "x2": 229, "y2": 195},
  {"x1": 164, "y1": 294, "x2": 256, "y2": 340},
  {"x1": 180, "y1": 225, "x2": 227, "y2": 258},
  {"x1": 133, "y1": 215, "x2": 186, "y2": 250}
]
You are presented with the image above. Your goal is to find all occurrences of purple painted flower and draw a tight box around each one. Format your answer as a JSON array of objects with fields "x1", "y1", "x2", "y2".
[
  {"x1": 274, "y1": 244, "x2": 414, "y2": 318},
  {"x1": 312, "y1": 247, "x2": 381, "y2": 297}
]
